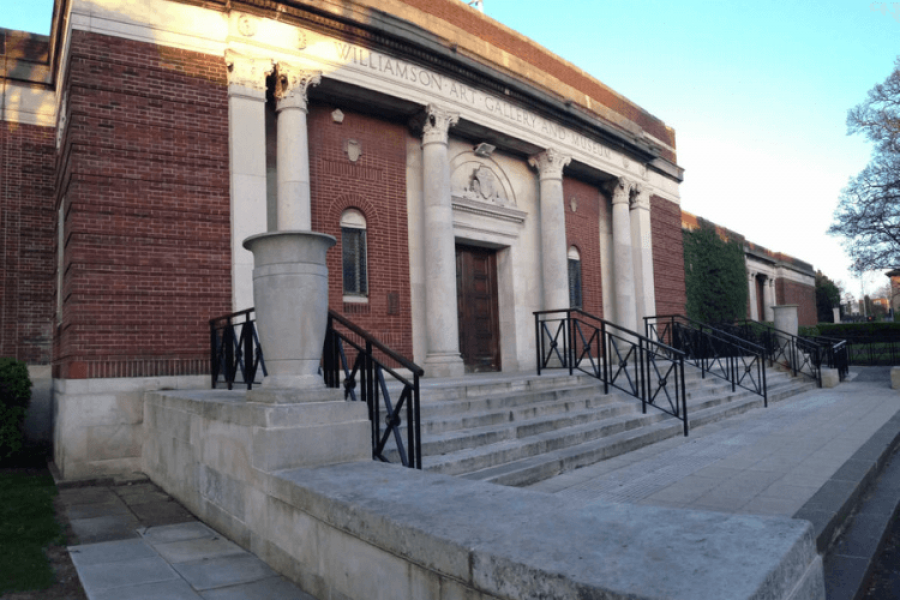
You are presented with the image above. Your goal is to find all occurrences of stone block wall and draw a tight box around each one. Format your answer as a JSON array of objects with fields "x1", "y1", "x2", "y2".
[
  {"x1": 563, "y1": 176, "x2": 604, "y2": 317},
  {"x1": 308, "y1": 104, "x2": 414, "y2": 358},
  {"x1": 650, "y1": 195, "x2": 686, "y2": 316},
  {"x1": 53, "y1": 30, "x2": 232, "y2": 380},
  {"x1": 777, "y1": 279, "x2": 817, "y2": 327},
  {"x1": 0, "y1": 120, "x2": 56, "y2": 364}
]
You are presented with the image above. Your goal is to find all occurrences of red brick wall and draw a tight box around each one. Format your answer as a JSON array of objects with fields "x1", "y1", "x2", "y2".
[
  {"x1": 0, "y1": 121, "x2": 56, "y2": 364},
  {"x1": 563, "y1": 177, "x2": 603, "y2": 317},
  {"x1": 776, "y1": 279, "x2": 817, "y2": 327},
  {"x1": 308, "y1": 104, "x2": 413, "y2": 358},
  {"x1": 651, "y1": 196, "x2": 686, "y2": 317},
  {"x1": 54, "y1": 31, "x2": 231, "y2": 379}
]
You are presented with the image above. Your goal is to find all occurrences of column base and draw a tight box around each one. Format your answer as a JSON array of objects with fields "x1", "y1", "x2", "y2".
[{"x1": 423, "y1": 353, "x2": 466, "y2": 378}]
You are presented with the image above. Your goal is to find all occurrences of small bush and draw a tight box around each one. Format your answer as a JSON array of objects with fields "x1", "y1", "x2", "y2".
[{"x1": 0, "y1": 359, "x2": 32, "y2": 460}]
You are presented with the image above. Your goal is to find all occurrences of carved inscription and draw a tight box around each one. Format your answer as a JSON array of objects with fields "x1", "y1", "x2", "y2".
[{"x1": 330, "y1": 42, "x2": 614, "y2": 163}]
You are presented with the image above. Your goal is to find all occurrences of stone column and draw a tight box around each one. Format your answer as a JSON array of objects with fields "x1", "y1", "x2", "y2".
[
  {"x1": 764, "y1": 278, "x2": 776, "y2": 321},
  {"x1": 833, "y1": 307, "x2": 841, "y2": 324},
  {"x1": 528, "y1": 148, "x2": 572, "y2": 311},
  {"x1": 274, "y1": 62, "x2": 320, "y2": 230},
  {"x1": 606, "y1": 177, "x2": 639, "y2": 332},
  {"x1": 748, "y1": 272, "x2": 759, "y2": 321},
  {"x1": 629, "y1": 184, "x2": 656, "y2": 322},
  {"x1": 226, "y1": 50, "x2": 273, "y2": 311},
  {"x1": 420, "y1": 105, "x2": 465, "y2": 378}
]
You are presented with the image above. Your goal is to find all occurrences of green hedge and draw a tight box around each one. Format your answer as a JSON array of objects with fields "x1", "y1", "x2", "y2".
[
  {"x1": 0, "y1": 358, "x2": 32, "y2": 460},
  {"x1": 683, "y1": 223, "x2": 748, "y2": 323},
  {"x1": 818, "y1": 322, "x2": 900, "y2": 338}
]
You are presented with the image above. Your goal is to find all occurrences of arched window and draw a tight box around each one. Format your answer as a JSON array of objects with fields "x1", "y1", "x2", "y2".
[
  {"x1": 341, "y1": 209, "x2": 368, "y2": 299},
  {"x1": 568, "y1": 246, "x2": 582, "y2": 308}
]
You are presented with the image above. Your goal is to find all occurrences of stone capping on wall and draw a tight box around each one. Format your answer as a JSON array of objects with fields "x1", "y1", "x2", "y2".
[{"x1": 142, "y1": 389, "x2": 825, "y2": 600}]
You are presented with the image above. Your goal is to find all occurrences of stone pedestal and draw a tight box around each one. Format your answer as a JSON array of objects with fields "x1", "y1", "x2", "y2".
[
  {"x1": 833, "y1": 307, "x2": 841, "y2": 324},
  {"x1": 773, "y1": 305, "x2": 799, "y2": 337},
  {"x1": 243, "y1": 231, "x2": 336, "y2": 394}
]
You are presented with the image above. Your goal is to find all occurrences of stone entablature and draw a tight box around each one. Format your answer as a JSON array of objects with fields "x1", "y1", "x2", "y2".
[{"x1": 55, "y1": 0, "x2": 681, "y2": 204}]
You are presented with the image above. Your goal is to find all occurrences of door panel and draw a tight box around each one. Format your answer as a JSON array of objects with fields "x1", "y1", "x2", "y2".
[{"x1": 456, "y1": 245, "x2": 501, "y2": 373}]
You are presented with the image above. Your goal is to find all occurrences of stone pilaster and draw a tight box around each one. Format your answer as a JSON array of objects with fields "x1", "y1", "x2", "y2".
[
  {"x1": 748, "y1": 271, "x2": 759, "y2": 321},
  {"x1": 226, "y1": 50, "x2": 274, "y2": 311},
  {"x1": 764, "y1": 278, "x2": 776, "y2": 321},
  {"x1": 419, "y1": 104, "x2": 465, "y2": 378},
  {"x1": 528, "y1": 148, "x2": 572, "y2": 311},
  {"x1": 629, "y1": 184, "x2": 656, "y2": 323},
  {"x1": 274, "y1": 62, "x2": 321, "y2": 231},
  {"x1": 606, "y1": 176, "x2": 639, "y2": 332}
]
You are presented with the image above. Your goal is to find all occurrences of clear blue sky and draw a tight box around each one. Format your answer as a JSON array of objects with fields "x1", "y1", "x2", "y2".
[{"x1": 3, "y1": 0, "x2": 899, "y2": 298}]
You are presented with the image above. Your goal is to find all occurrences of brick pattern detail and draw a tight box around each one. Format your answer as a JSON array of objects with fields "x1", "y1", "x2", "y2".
[
  {"x1": 396, "y1": 0, "x2": 675, "y2": 156},
  {"x1": 776, "y1": 279, "x2": 817, "y2": 327},
  {"x1": 651, "y1": 196, "x2": 686, "y2": 317},
  {"x1": 563, "y1": 177, "x2": 604, "y2": 317},
  {"x1": 53, "y1": 31, "x2": 231, "y2": 379},
  {"x1": 308, "y1": 105, "x2": 413, "y2": 358},
  {"x1": 0, "y1": 121, "x2": 56, "y2": 364}
]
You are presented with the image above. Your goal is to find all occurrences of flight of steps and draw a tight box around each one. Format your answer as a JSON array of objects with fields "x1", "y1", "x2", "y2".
[{"x1": 384, "y1": 364, "x2": 817, "y2": 487}]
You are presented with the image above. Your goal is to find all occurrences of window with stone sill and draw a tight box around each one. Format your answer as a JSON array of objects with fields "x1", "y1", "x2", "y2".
[
  {"x1": 341, "y1": 208, "x2": 368, "y2": 301},
  {"x1": 568, "y1": 246, "x2": 582, "y2": 309}
]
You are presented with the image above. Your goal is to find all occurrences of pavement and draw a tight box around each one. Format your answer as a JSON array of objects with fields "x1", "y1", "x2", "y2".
[
  {"x1": 57, "y1": 367, "x2": 900, "y2": 600},
  {"x1": 58, "y1": 481, "x2": 314, "y2": 599}
]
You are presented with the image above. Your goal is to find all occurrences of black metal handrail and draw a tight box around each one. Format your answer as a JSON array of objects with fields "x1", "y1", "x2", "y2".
[
  {"x1": 534, "y1": 308, "x2": 689, "y2": 436},
  {"x1": 209, "y1": 308, "x2": 266, "y2": 390},
  {"x1": 728, "y1": 320, "x2": 823, "y2": 386},
  {"x1": 323, "y1": 310, "x2": 423, "y2": 469},
  {"x1": 645, "y1": 315, "x2": 768, "y2": 406},
  {"x1": 804, "y1": 335, "x2": 849, "y2": 381}
]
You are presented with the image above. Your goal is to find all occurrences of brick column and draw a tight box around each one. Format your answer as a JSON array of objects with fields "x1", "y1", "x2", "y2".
[
  {"x1": 529, "y1": 148, "x2": 572, "y2": 311},
  {"x1": 420, "y1": 104, "x2": 465, "y2": 378},
  {"x1": 225, "y1": 50, "x2": 273, "y2": 311},
  {"x1": 274, "y1": 62, "x2": 320, "y2": 230}
]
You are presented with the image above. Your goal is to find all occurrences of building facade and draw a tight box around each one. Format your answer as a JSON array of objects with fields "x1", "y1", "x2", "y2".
[{"x1": 2, "y1": 0, "x2": 688, "y2": 478}]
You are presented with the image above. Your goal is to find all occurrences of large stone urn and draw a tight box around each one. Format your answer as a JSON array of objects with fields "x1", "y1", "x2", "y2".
[{"x1": 242, "y1": 231, "x2": 335, "y2": 391}]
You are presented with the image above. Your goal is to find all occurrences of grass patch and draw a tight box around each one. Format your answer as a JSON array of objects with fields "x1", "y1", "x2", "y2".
[{"x1": 0, "y1": 468, "x2": 64, "y2": 593}]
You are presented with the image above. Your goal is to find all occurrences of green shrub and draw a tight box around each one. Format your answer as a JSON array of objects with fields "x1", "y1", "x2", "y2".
[
  {"x1": 0, "y1": 359, "x2": 31, "y2": 460},
  {"x1": 819, "y1": 322, "x2": 900, "y2": 339},
  {"x1": 799, "y1": 325, "x2": 821, "y2": 337}
]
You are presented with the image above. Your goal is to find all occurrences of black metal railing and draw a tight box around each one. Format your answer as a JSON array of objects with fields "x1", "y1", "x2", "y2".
[
  {"x1": 323, "y1": 310, "x2": 423, "y2": 469},
  {"x1": 843, "y1": 336, "x2": 900, "y2": 366},
  {"x1": 209, "y1": 308, "x2": 266, "y2": 389},
  {"x1": 804, "y1": 335, "x2": 849, "y2": 381},
  {"x1": 535, "y1": 308, "x2": 689, "y2": 436},
  {"x1": 645, "y1": 315, "x2": 768, "y2": 406},
  {"x1": 726, "y1": 320, "x2": 823, "y2": 386}
]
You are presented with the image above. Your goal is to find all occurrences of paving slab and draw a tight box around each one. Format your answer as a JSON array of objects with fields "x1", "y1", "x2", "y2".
[
  {"x1": 154, "y1": 536, "x2": 246, "y2": 564},
  {"x1": 199, "y1": 576, "x2": 317, "y2": 599},
  {"x1": 90, "y1": 578, "x2": 203, "y2": 600},
  {"x1": 172, "y1": 554, "x2": 278, "y2": 591},
  {"x1": 70, "y1": 514, "x2": 142, "y2": 544},
  {"x1": 75, "y1": 555, "x2": 179, "y2": 593},
  {"x1": 69, "y1": 538, "x2": 158, "y2": 567}
]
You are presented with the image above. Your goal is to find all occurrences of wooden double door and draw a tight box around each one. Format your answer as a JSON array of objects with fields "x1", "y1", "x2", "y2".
[{"x1": 456, "y1": 244, "x2": 501, "y2": 373}]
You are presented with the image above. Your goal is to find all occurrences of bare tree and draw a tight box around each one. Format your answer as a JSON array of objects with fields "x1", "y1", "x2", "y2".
[{"x1": 830, "y1": 57, "x2": 900, "y2": 272}]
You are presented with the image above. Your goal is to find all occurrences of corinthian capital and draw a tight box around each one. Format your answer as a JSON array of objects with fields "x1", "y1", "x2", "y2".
[
  {"x1": 225, "y1": 50, "x2": 274, "y2": 99},
  {"x1": 606, "y1": 176, "x2": 639, "y2": 206},
  {"x1": 419, "y1": 104, "x2": 460, "y2": 145},
  {"x1": 275, "y1": 62, "x2": 321, "y2": 112},
  {"x1": 630, "y1": 182, "x2": 650, "y2": 211},
  {"x1": 528, "y1": 148, "x2": 571, "y2": 181}
]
